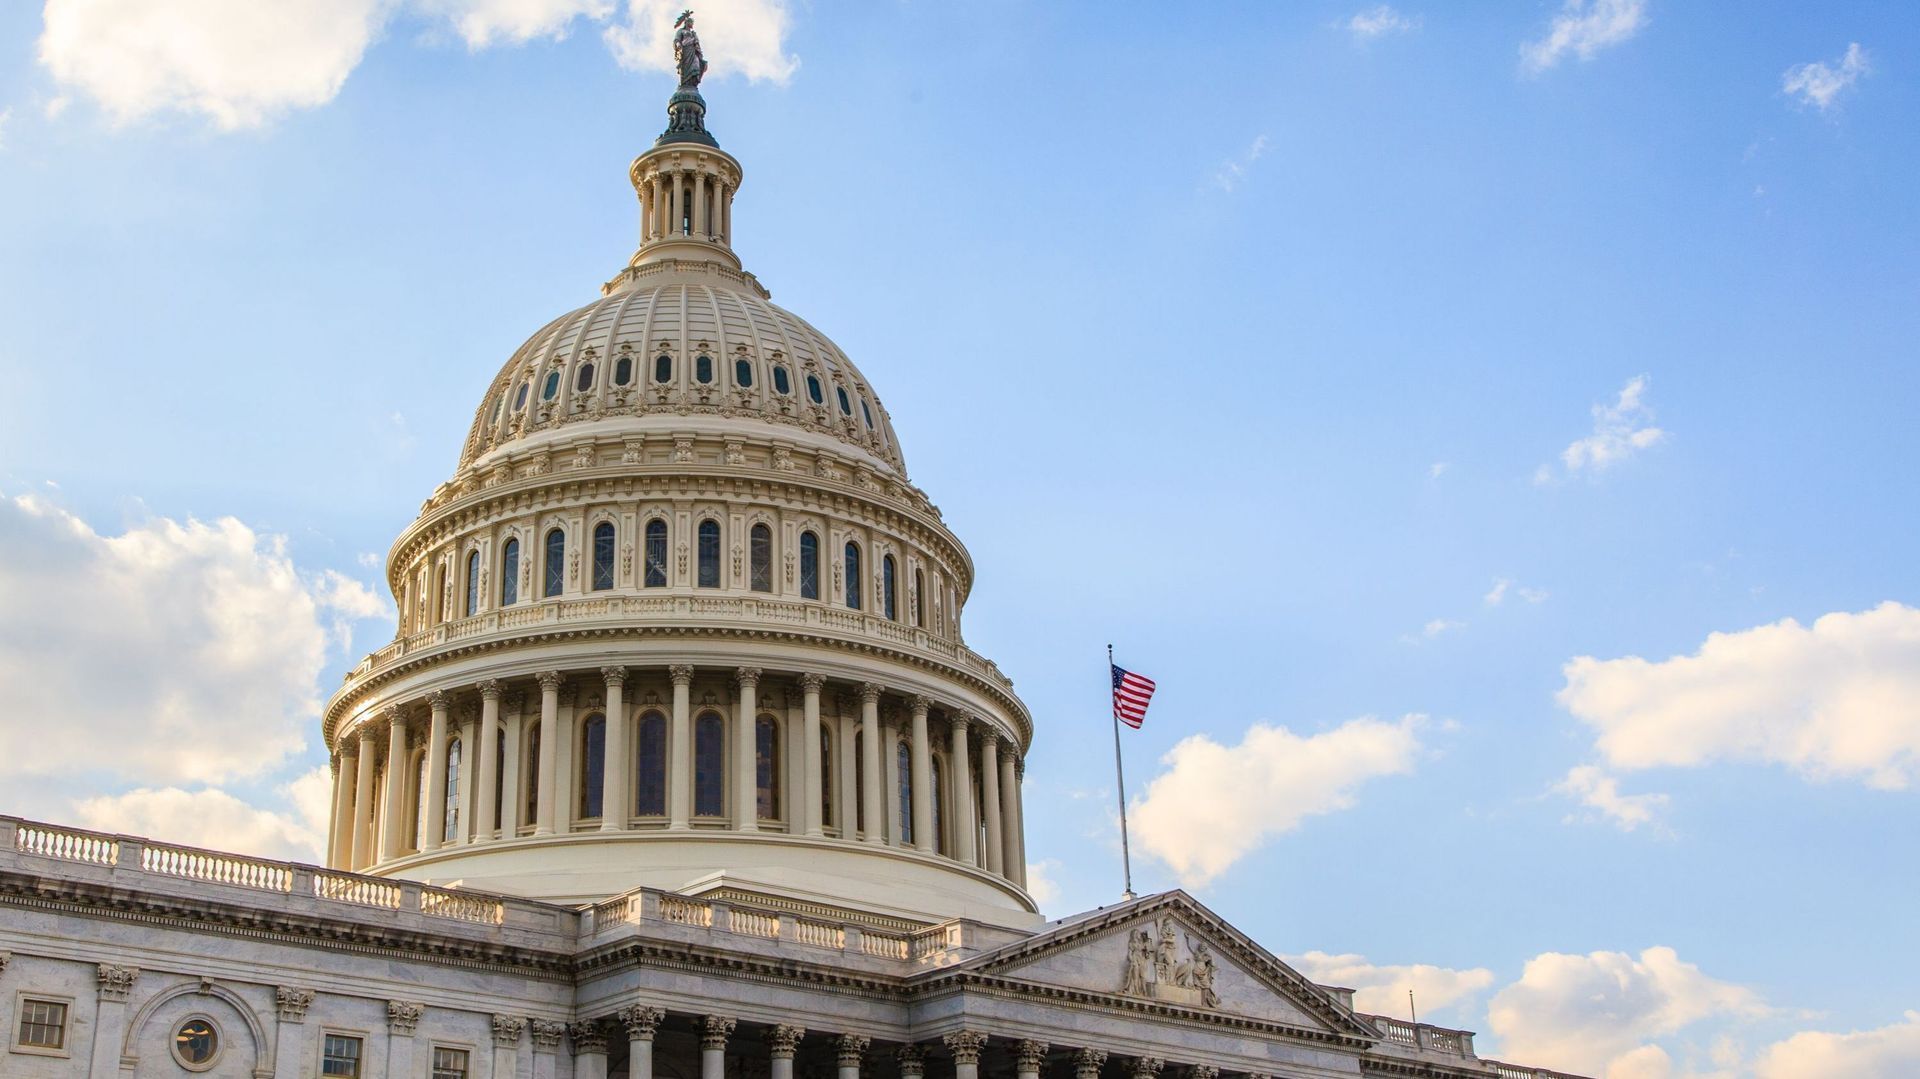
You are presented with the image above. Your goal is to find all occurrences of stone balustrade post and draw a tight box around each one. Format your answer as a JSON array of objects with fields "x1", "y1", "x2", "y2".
[
  {"x1": 702, "y1": 1016, "x2": 736, "y2": 1079},
  {"x1": 769, "y1": 1024, "x2": 806, "y2": 1079},
  {"x1": 620, "y1": 1006, "x2": 664, "y2": 1079}
]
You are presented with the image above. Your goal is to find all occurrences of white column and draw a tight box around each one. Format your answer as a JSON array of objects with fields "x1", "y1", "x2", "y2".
[
  {"x1": 981, "y1": 729, "x2": 1004, "y2": 876},
  {"x1": 720, "y1": 180, "x2": 732, "y2": 242},
  {"x1": 770, "y1": 1024, "x2": 806, "y2": 1079},
  {"x1": 571, "y1": 1022, "x2": 610, "y2": 1079},
  {"x1": 536, "y1": 671, "x2": 562, "y2": 834},
  {"x1": 601, "y1": 666, "x2": 628, "y2": 831},
  {"x1": 476, "y1": 680, "x2": 503, "y2": 841},
  {"x1": 945, "y1": 1033, "x2": 988, "y2": 1079},
  {"x1": 1015, "y1": 1041, "x2": 1049, "y2": 1079},
  {"x1": 649, "y1": 175, "x2": 664, "y2": 240},
  {"x1": 949, "y1": 714, "x2": 976, "y2": 864},
  {"x1": 423, "y1": 691, "x2": 450, "y2": 851},
  {"x1": 556, "y1": 686, "x2": 577, "y2": 832},
  {"x1": 1012, "y1": 757, "x2": 1028, "y2": 886},
  {"x1": 619, "y1": 1006, "x2": 663, "y2": 1079},
  {"x1": 491, "y1": 1017, "x2": 524, "y2": 1079},
  {"x1": 897, "y1": 1044, "x2": 927, "y2": 1079},
  {"x1": 1000, "y1": 747, "x2": 1022, "y2": 884},
  {"x1": 669, "y1": 665, "x2": 694, "y2": 829},
  {"x1": 801, "y1": 673, "x2": 826, "y2": 836},
  {"x1": 909, "y1": 697, "x2": 933, "y2": 853},
  {"x1": 500, "y1": 704, "x2": 524, "y2": 835},
  {"x1": 883, "y1": 712, "x2": 902, "y2": 844},
  {"x1": 271, "y1": 989, "x2": 315, "y2": 1079},
  {"x1": 329, "y1": 753, "x2": 355, "y2": 868},
  {"x1": 353, "y1": 725, "x2": 378, "y2": 869},
  {"x1": 672, "y1": 173, "x2": 685, "y2": 235},
  {"x1": 88, "y1": 966, "x2": 137, "y2": 1079},
  {"x1": 455, "y1": 708, "x2": 477, "y2": 845},
  {"x1": 860, "y1": 683, "x2": 884, "y2": 844},
  {"x1": 694, "y1": 172, "x2": 709, "y2": 236},
  {"x1": 735, "y1": 667, "x2": 761, "y2": 830},
  {"x1": 835, "y1": 700, "x2": 857, "y2": 837},
  {"x1": 702, "y1": 1017, "x2": 735, "y2": 1079},
  {"x1": 836, "y1": 1034, "x2": 869, "y2": 1079},
  {"x1": 1073, "y1": 1049, "x2": 1107, "y2": 1079},
  {"x1": 380, "y1": 707, "x2": 407, "y2": 861}
]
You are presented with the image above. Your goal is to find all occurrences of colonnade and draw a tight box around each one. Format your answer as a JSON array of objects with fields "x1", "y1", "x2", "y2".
[
  {"x1": 640, "y1": 164, "x2": 733, "y2": 247},
  {"x1": 326, "y1": 665, "x2": 1028, "y2": 888}
]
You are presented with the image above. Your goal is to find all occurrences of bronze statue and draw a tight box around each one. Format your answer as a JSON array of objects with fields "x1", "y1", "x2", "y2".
[{"x1": 674, "y1": 9, "x2": 709, "y2": 91}]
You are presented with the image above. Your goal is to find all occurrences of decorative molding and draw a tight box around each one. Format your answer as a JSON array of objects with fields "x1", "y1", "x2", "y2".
[
  {"x1": 619, "y1": 1005, "x2": 665, "y2": 1040},
  {"x1": 570, "y1": 1021, "x2": 609, "y2": 1055},
  {"x1": 944, "y1": 1031, "x2": 989, "y2": 1065},
  {"x1": 492, "y1": 1016, "x2": 526, "y2": 1047},
  {"x1": 702, "y1": 1015, "x2": 736, "y2": 1050},
  {"x1": 1130, "y1": 1058, "x2": 1164, "y2": 1079},
  {"x1": 768, "y1": 1024, "x2": 806, "y2": 1059},
  {"x1": 387, "y1": 1000, "x2": 425, "y2": 1036},
  {"x1": 274, "y1": 987, "x2": 314, "y2": 1023},
  {"x1": 426, "y1": 690, "x2": 451, "y2": 710},
  {"x1": 0, "y1": 951, "x2": 10, "y2": 974},
  {"x1": 835, "y1": 1033, "x2": 871, "y2": 1067},
  {"x1": 537, "y1": 670, "x2": 565, "y2": 692},
  {"x1": 1121, "y1": 912, "x2": 1221, "y2": 1009},
  {"x1": 910, "y1": 695, "x2": 931, "y2": 716},
  {"x1": 531, "y1": 1019, "x2": 568, "y2": 1048},
  {"x1": 96, "y1": 963, "x2": 138, "y2": 1002}
]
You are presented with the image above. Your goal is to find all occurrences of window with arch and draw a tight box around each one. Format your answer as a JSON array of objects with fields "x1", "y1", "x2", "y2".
[
  {"x1": 635, "y1": 712, "x2": 667, "y2": 816},
  {"x1": 654, "y1": 354, "x2": 673, "y2": 384},
  {"x1": 614, "y1": 355, "x2": 633, "y2": 385},
  {"x1": 465, "y1": 550, "x2": 481, "y2": 616},
  {"x1": 862, "y1": 398, "x2": 875, "y2": 429},
  {"x1": 501, "y1": 538, "x2": 520, "y2": 606},
  {"x1": 881, "y1": 554, "x2": 898, "y2": 621},
  {"x1": 592, "y1": 522, "x2": 616, "y2": 591},
  {"x1": 773, "y1": 365, "x2": 791, "y2": 395},
  {"x1": 644, "y1": 519, "x2": 668, "y2": 587},
  {"x1": 694, "y1": 712, "x2": 725, "y2": 817},
  {"x1": 913, "y1": 568, "x2": 926, "y2": 627},
  {"x1": 544, "y1": 528, "x2": 565, "y2": 598},
  {"x1": 807, "y1": 374, "x2": 824, "y2": 405},
  {"x1": 697, "y1": 519, "x2": 721, "y2": 588},
  {"x1": 897, "y1": 741, "x2": 914, "y2": 845},
  {"x1": 432, "y1": 563, "x2": 447, "y2": 625},
  {"x1": 820, "y1": 723, "x2": 834, "y2": 828},
  {"x1": 695, "y1": 354, "x2": 714, "y2": 384},
  {"x1": 749, "y1": 523, "x2": 772, "y2": 593},
  {"x1": 444, "y1": 737, "x2": 463, "y2": 842},
  {"x1": 735, "y1": 357, "x2": 754, "y2": 388},
  {"x1": 836, "y1": 387, "x2": 852, "y2": 415},
  {"x1": 755, "y1": 716, "x2": 780, "y2": 820},
  {"x1": 576, "y1": 362, "x2": 595, "y2": 393},
  {"x1": 522, "y1": 726, "x2": 539, "y2": 827},
  {"x1": 491, "y1": 392, "x2": 503, "y2": 423},
  {"x1": 579, "y1": 714, "x2": 607, "y2": 820},
  {"x1": 844, "y1": 542, "x2": 863, "y2": 610},
  {"x1": 799, "y1": 531, "x2": 820, "y2": 600},
  {"x1": 930, "y1": 753, "x2": 946, "y2": 855},
  {"x1": 514, "y1": 381, "x2": 529, "y2": 410},
  {"x1": 542, "y1": 370, "x2": 560, "y2": 400}
]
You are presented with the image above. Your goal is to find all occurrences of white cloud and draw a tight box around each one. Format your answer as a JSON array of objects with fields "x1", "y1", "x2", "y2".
[
  {"x1": 0, "y1": 492, "x2": 385, "y2": 787},
  {"x1": 1756, "y1": 1011, "x2": 1920, "y2": 1078},
  {"x1": 72, "y1": 766, "x2": 333, "y2": 862},
  {"x1": 0, "y1": 107, "x2": 11, "y2": 150},
  {"x1": 1538, "y1": 375, "x2": 1666, "y2": 483},
  {"x1": 1132, "y1": 715, "x2": 1424, "y2": 886},
  {"x1": 1555, "y1": 765, "x2": 1669, "y2": 832},
  {"x1": 1487, "y1": 946, "x2": 1764, "y2": 1077},
  {"x1": 1560, "y1": 602, "x2": 1920, "y2": 790},
  {"x1": 1403, "y1": 618, "x2": 1464, "y2": 643},
  {"x1": 1347, "y1": 6, "x2": 1421, "y2": 40},
  {"x1": 1521, "y1": 0, "x2": 1647, "y2": 74},
  {"x1": 421, "y1": 0, "x2": 613, "y2": 48},
  {"x1": 1428, "y1": 461, "x2": 1450, "y2": 479},
  {"x1": 1210, "y1": 134, "x2": 1271, "y2": 193},
  {"x1": 603, "y1": 0, "x2": 798, "y2": 84},
  {"x1": 1782, "y1": 43, "x2": 1870, "y2": 112},
  {"x1": 1024, "y1": 858, "x2": 1062, "y2": 909},
  {"x1": 1285, "y1": 951, "x2": 1493, "y2": 1020},
  {"x1": 1487, "y1": 578, "x2": 1552, "y2": 605}
]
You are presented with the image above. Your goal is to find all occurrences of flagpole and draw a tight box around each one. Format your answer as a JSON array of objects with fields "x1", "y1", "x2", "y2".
[{"x1": 1109, "y1": 643, "x2": 1136, "y2": 901}]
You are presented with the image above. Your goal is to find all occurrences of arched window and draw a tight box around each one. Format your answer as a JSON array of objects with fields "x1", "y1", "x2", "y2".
[
  {"x1": 542, "y1": 370, "x2": 560, "y2": 400},
  {"x1": 592, "y1": 522, "x2": 616, "y2": 591},
  {"x1": 443, "y1": 737, "x2": 462, "y2": 842},
  {"x1": 501, "y1": 538, "x2": 520, "y2": 606},
  {"x1": 807, "y1": 375, "x2": 824, "y2": 405},
  {"x1": 930, "y1": 754, "x2": 946, "y2": 855},
  {"x1": 749, "y1": 523, "x2": 772, "y2": 593},
  {"x1": 755, "y1": 717, "x2": 780, "y2": 820},
  {"x1": 799, "y1": 531, "x2": 820, "y2": 600},
  {"x1": 614, "y1": 355, "x2": 633, "y2": 385},
  {"x1": 654, "y1": 354, "x2": 673, "y2": 383},
  {"x1": 844, "y1": 542, "x2": 863, "y2": 610},
  {"x1": 579, "y1": 714, "x2": 606, "y2": 820},
  {"x1": 836, "y1": 387, "x2": 852, "y2": 415},
  {"x1": 853, "y1": 730, "x2": 866, "y2": 835},
  {"x1": 432, "y1": 563, "x2": 447, "y2": 625},
  {"x1": 465, "y1": 550, "x2": 480, "y2": 617},
  {"x1": 820, "y1": 724, "x2": 834, "y2": 828},
  {"x1": 514, "y1": 381, "x2": 529, "y2": 410},
  {"x1": 861, "y1": 398, "x2": 875, "y2": 429},
  {"x1": 522, "y1": 726, "x2": 539, "y2": 827},
  {"x1": 644, "y1": 519, "x2": 668, "y2": 587},
  {"x1": 544, "y1": 528, "x2": 565, "y2": 598},
  {"x1": 881, "y1": 554, "x2": 898, "y2": 621},
  {"x1": 913, "y1": 569, "x2": 926, "y2": 627},
  {"x1": 695, "y1": 354, "x2": 714, "y2": 384},
  {"x1": 897, "y1": 741, "x2": 913, "y2": 845},
  {"x1": 694, "y1": 712, "x2": 725, "y2": 817},
  {"x1": 773, "y1": 365, "x2": 791, "y2": 395},
  {"x1": 735, "y1": 358, "x2": 754, "y2": 388},
  {"x1": 576, "y1": 362, "x2": 596, "y2": 393},
  {"x1": 697, "y1": 519, "x2": 721, "y2": 588},
  {"x1": 635, "y1": 712, "x2": 667, "y2": 816}
]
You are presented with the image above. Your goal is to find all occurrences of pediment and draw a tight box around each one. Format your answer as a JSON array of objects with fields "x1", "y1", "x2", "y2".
[{"x1": 948, "y1": 891, "x2": 1375, "y2": 1039}]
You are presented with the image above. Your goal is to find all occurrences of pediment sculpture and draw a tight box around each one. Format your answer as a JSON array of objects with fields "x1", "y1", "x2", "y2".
[{"x1": 1121, "y1": 913, "x2": 1220, "y2": 1008}]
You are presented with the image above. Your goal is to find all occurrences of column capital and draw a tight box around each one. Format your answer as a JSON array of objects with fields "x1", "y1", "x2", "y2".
[
  {"x1": 895, "y1": 1043, "x2": 928, "y2": 1077},
  {"x1": 492, "y1": 1016, "x2": 526, "y2": 1047},
  {"x1": 1129, "y1": 1058, "x2": 1163, "y2": 1079},
  {"x1": 381, "y1": 704, "x2": 405, "y2": 725},
  {"x1": 569, "y1": 1021, "x2": 610, "y2": 1056},
  {"x1": 1072, "y1": 1048, "x2": 1107, "y2": 1079},
  {"x1": 275, "y1": 987, "x2": 314, "y2": 1024},
  {"x1": 909, "y1": 695, "x2": 931, "y2": 716},
  {"x1": 859, "y1": 682, "x2": 883, "y2": 704},
  {"x1": 978, "y1": 725, "x2": 1000, "y2": 749},
  {"x1": 1188, "y1": 1067, "x2": 1220, "y2": 1079},
  {"x1": 702, "y1": 1015, "x2": 736, "y2": 1050},
  {"x1": 768, "y1": 1024, "x2": 807, "y2": 1059},
  {"x1": 618, "y1": 1005, "x2": 665, "y2": 1039},
  {"x1": 799, "y1": 672, "x2": 827, "y2": 694},
  {"x1": 531, "y1": 1019, "x2": 569, "y2": 1048},
  {"x1": 735, "y1": 666, "x2": 762, "y2": 689},
  {"x1": 602, "y1": 665, "x2": 628, "y2": 687},
  {"x1": 387, "y1": 1000, "x2": 425, "y2": 1036},
  {"x1": 96, "y1": 964, "x2": 138, "y2": 1002},
  {"x1": 478, "y1": 678, "x2": 504, "y2": 700},
  {"x1": 1015, "y1": 1041, "x2": 1050, "y2": 1071},
  {"x1": 537, "y1": 670, "x2": 565, "y2": 692},
  {"x1": 949, "y1": 711, "x2": 972, "y2": 733},
  {"x1": 835, "y1": 1033, "x2": 871, "y2": 1067},
  {"x1": 944, "y1": 1031, "x2": 989, "y2": 1065},
  {"x1": 426, "y1": 690, "x2": 452, "y2": 710},
  {"x1": 670, "y1": 664, "x2": 696, "y2": 686}
]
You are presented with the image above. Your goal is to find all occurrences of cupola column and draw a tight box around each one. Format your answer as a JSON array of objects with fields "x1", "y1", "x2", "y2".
[
  {"x1": 476, "y1": 680, "x2": 503, "y2": 842},
  {"x1": 980, "y1": 730, "x2": 1004, "y2": 875},
  {"x1": 859, "y1": 684, "x2": 885, "y2": 844},
  {"x1": 694, "y1": 173, "x2": 709, "y2": 237},
  {"x1": 329, "y1": 752, "x2": 354, "y2": 868},
  {"x1": 1012, "y1": 758, "x2": 1028, "y2": 886},
  {"x1": 801, "y1": 673, "x2": 826, "y2": 837},
  {"x1": 1000, "y1": 749, "x2": 1022, "y2": 884},
  {"x1": 601, "y1": 667, "x2": 628, "y2": 831},
  {"x1": 909, "y1": 697, "x2": 934, "y2": 853},
  {"x1": 672, "y1": 174, "x2": 685, "y2": 236},
  {"x1": 352, "y1": 723, "x2": 378, "y2": 869},
  {"x1": 535, "y1": 671, "x2": 563, "y2": 835},
  {"x1": 734, "y1": 668, "x2": 762, "y2": 830},
  {"x1": 380, "y1": 707, "x2": 407, "y2": 861},
  {"x1": 423, "y1": 691, "x2": 451, "y2": 851},
  {"x1": 949, "y1": 714, "x2": 976, "y2": 864},
  {"x1": 668, "y1": 665, "x2": 694, "y2": 829}
]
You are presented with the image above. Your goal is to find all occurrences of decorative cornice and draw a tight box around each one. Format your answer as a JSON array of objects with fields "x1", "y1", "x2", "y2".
[
  {"x1": 702, "y1": 1015, "x2": 736, "y2": 1050},
  {"x1": 275, "y1": 987, "x2": 314, "y2": 1023},
  {"x1": 836, "y1": 1033, "x2": 871, "y2": 1067},
  {"x1": 531, "y1": 1019, "x2": 569, "y2": 1048},
  {"x1": 619, "y1": 1004, "x2": 665, "y2": 1039},
  {"x1": 493, "y1": 1015, "x2": 526, "y2": 1047},
  {"x1": 944, "y1": 1031, "x2": 989, "y2": 1065},
  {"x1": 96, "y1": 963, "x2": 138, "y2": 1001},
  {"x1": 388, "y1": 1000, "x2": 425, "y2": 1036},
  {"x1": 768, "y1": 1024, "x2": 806, "y2": 1059}
]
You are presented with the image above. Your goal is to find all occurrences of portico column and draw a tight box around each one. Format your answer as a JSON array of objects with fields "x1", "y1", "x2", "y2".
[
  {"x1": 476, "y1": 680, "x2": 503, "y2": 841},
  {"x1": 860, "y1": 683, "x2": 885, "y2": 844},
  {"x1": 980, "y1": 729, "x2": 1004, "y2": 875},
  {"x1": 535, "y1": 671, "x2": 562, "y2": 834},
  {"x1": 735, "y1": 667, "x2": 762, "y2": 830},
  {"x1": 909, "y1": 697, "x2": 933, "y2": 852},
  {"x1": 770, "y1": 1024, "x2": 806, "y2": 1079},
  {"x1": 801, "y1": 673, "x2": 826, "y2": 836},
  {"x1": 1074, "y1": 1049, "x2": 1107, "y2": 1079},
  {"x1": 1130, "y1": 1057, "x2": 1164, "y2": 1079},
  {"x1": 669, "y1": 665, "x2": 694, "y2": 829},
  {"x1": 352, "y1": 723, "x2": 378, "y2": 869},
  {"x1": 896, "y1": 1044, "x2": 927, "y2": 1079},
  {"x1": 380, "y1": 707, "x2": 407, "y2": 860},
  {"x1": 423, "y1": 691, "x2": 451, "y2": 851},
  {"x1": 1015, "y1": 1041, "x2": 1049, "y2": 1079},
  {"x1": 386, "y1": 1002, "x2": 423, "y2": 1079},
  {"x1": 945, "y1": 1032, "x2": 988, "y2": 1079},
  {"x1": 571, "y1": 1021, "x2": 610, "y2": 1079},
  {"x1": 329, "y1": 753, "x2": 354, "y2": 868},
  {"x1": 271, "y1": 989, "x2": 315, "y2": 1079},
  {"x1": 836, "y1": 1034, "x2": 870, "y2": 1079},
  {"x1": 456, "y1": 707, "x2": 478, "y2": 844},
  {"x1": 531, "y1": 1020, "x2": 567, "y2": 1079},
  {"x1": 948, "y1": 713, "x2": 977, "y2": 864},
  {"x1": 492, "y1": 1017, "x2": 525, "y2": 1079},
  {"x1": 619, "y1": 1006, "x2": 664, "y2": 1079},
  {"x1": 702, "y1": 1017, "x2": 736, "y2": 1079},
  {"x1": 1000, "y1": 748, "x2": 1022, "y2": 884},
  {"x1": 601, "y1": 667, "x2": 628, "y2": 831},
  {"x1": 88, "y1": 965, "x2": 137, "y2": 1079}
]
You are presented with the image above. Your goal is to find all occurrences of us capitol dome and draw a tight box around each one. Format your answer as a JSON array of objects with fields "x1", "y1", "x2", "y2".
[{"x1": 319, "y1": 49, "x2": 1034, "y2": 929}]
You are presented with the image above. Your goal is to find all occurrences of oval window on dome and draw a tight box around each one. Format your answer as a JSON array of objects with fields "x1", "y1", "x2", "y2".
[
  {"x1": 773, "y1": 365, "x2": 791, "y2": 395},
  {"x1": 614, "y1": 356, "x2": 633, "y2": 385},
  {"x1": 735, "y1": 358, "x2": 754, "y2": 388},
  {"x1": 861, "y1": 399, "x2": 875, "y2": 429},
  {"x1": 514, "y1": 382, "x2": 529, "y2": 410},
  {"x1": 654, "y1": 354, "x2": 673, "y2": 383},
  {"x1": 836, "y1": 387, "x2": 852, "y2": 415},
  {"x1": 806, "y1": 375, "x2": 824, "y2": 405},
  {"x1": 696, "y1": 354, "x2": 714, "y2": 384},
  {"x1": 576, "y1": 363, "x2": 595, "y2": 393},
  {"x1": 542, "y1": 371, "x2": 560, "y2": 400}
]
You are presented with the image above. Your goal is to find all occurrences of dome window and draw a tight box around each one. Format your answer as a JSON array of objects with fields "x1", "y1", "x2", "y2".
[
  {"x1": 592, "y1": 522, "x2": 616, "y2": 591},
  {"x1": 735, "y1": 358, "x2": 754, "y2": 388},
  {"x1": 836, "y1": 387, "x2": 852, "y2": 415},
  {"x1": 542, "y1": 371, "x2": 560, "y2": 400},
  {"x1": 799, "y1": 531, "x2": 820, "y2": 600},
  {"x1": 514, "y1": 382, "x2": 529, "y2": 410},
  {"x1": 695, "y1": 354, "x2": 714, "y2": 384},
  {"x1": 882, "y1": 554, "x2": 898, "y2": 621},
  {"x1": 807, "y1": 375, "x2": 824, "y2": 405},
  {"x1": 861, "y1": 399, "x2": 875, "y2": 429},
  {"x1": 844, "y1": 542, "x2": 863, "y2": 610},
  {"x1": 543, "y1": 528, "x2": 565, "y2": 598},
  {"x1": 614, "y1": 356, "x2": 633, "y2": 385},
  {"x1": 464, "y1": 551, "x2": 480, "y2": 616},
  {"x1": 500, "y1": 538, "x2": 520, "y2": 606},
  {"x1": 749, "y1": 523, "x2": 772, "y2": 593},
  {"x1": 773, "y1": 365, "x2": 791, "y2": 395},
  {"x1": 654, "y1": 354, "x2": 673, "y2": 383},
  {"x1": 697, "y1": 519, "x2": 721, "y2": 588},
  {"x1": 644, "y1": 519, "x2": 668, "y2": 587},
  {"x1": 576, "y1": 363, "x2": 596, "y2": 393},
  {"x1": 491, "y1": 393, "x2": 503, "y2": 422},
  {"x1": 694, "y1": 712, "x2": 725, "y2": 817}
]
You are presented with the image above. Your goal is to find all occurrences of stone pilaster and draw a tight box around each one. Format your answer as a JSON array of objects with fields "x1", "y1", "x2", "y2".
[
  {"x1": 387, "y1": 1001, "x2": 424, "y2": 1079},
  {"x1": 492, "y1": 1016, "x2": 525, "y2": 1079},
  {"x1": 89, "y1": 965, "x2": 138, "y2": 1079},
  {"x1": 271, "y1": 989, "x2": 315, "y2": 1079},
  {"x1": 897, "y1": 1043, "x2": 928, "y2": 1079},
  {"x1": 837, "y1": 1033, "x2": 871, "y2": 1079},
  {"x1": 572, "y1": 1021, "x2": 611, "y2": 1079}
]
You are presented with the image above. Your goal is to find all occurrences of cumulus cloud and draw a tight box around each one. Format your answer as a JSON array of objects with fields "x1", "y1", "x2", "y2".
[
  {"x1": 1521, "y1": 0, "x2": 1647, "y2": 74},
  {"x1": 1347, "y1": 6, "x2": 1420, "y2": 40},
  {"x1": 420, "y1": 0, "x2": 613, "y2": 48},
  {"x1": 72, "y1": 766, "x2": 333, "y2": 861},
  {"x1": 1487, "y1": 947, "x2": 1764, "y2": 1077},
  {"x1": 1132, "y1": 715, "x2": 1424, "y2": 886},
  {"x1": 1560, "y1": 602, "x2": 1920, "y2": 790},
  {"x1": 1024, "y1": 858, "x2": 1062, "y2": 909},
  {"x1": 1782, "y1": 43, "x2": 1870, "y2": 112},
  {"x1": 1555, "y1": 765, "x2": 1669, "y2": 832},
  {"x1": 1756, "y1": 1011, "x2": 1920, "y2": 1078},
  {"x1": 0, "y1": 107, "x2": 12, "y2": 150},
  {"x1": 1211, "y1": 134, "x2": 1271, "y2": 193},
  {"x1": 1285, "y1": 951, "x2": 1493, "y2": 1020},
  {"x1": 1484, "y1": 578, "x2": 1549, "y2": 606},
  {"x1": 603, "y1": 0, "x2": 798, "y2": 84},
  {"x1": 1537, "y1": 375, "x2": 1666, "y2": 484},
  {"x1": 1428, "y1": 461, "x2": 1450, "y2": 479}
]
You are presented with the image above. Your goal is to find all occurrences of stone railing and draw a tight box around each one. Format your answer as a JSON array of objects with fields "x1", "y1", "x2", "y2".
[
  {"x1": 1365, "y1": 1014, "x2": 1478, "y2": 1058},
  {"x1": 15, "y1": 820, "x2": 118, "y2": 865},
  {"x1": 143, "y1": 840, "x2": 294, "y2": 891},
  {"x1": 581, "y1": 885, "x2": 976, "y2": 967},
  {"x1": 1484, "y1": 1063, "x2": 1591, "y2": 1079}
]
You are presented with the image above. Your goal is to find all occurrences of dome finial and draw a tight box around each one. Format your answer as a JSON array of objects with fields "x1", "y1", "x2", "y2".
[{"x1": 659, "y1": 9, "x2": 717, "y2": 147}]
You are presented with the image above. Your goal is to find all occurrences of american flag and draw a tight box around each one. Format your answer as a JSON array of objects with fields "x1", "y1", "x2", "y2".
[{"x1": 1111, "y1": 664, "x2": 1156, "y2": 729}]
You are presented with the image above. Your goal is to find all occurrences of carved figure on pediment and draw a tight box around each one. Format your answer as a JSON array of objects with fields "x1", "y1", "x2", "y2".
[
  {"x1": 1155, "y1": 913, "x2": 1179, "y2": 980},
  {"x1": 1189, "y1": 938, "x2": 1220, "y2": 1007},
  {"x1": 1122, "y1": 928, "x2": 1154, "y2": 996}
]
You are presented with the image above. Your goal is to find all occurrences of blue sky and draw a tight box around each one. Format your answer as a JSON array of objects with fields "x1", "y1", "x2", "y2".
[{"x1": 2, "y1": 3, "x2": 1916, "y2": 1075}]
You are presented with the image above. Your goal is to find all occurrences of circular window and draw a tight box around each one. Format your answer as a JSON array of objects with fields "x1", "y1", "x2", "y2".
[{"x1": 172, "y1": 1018, "x2": 219, "y2": 1070}]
